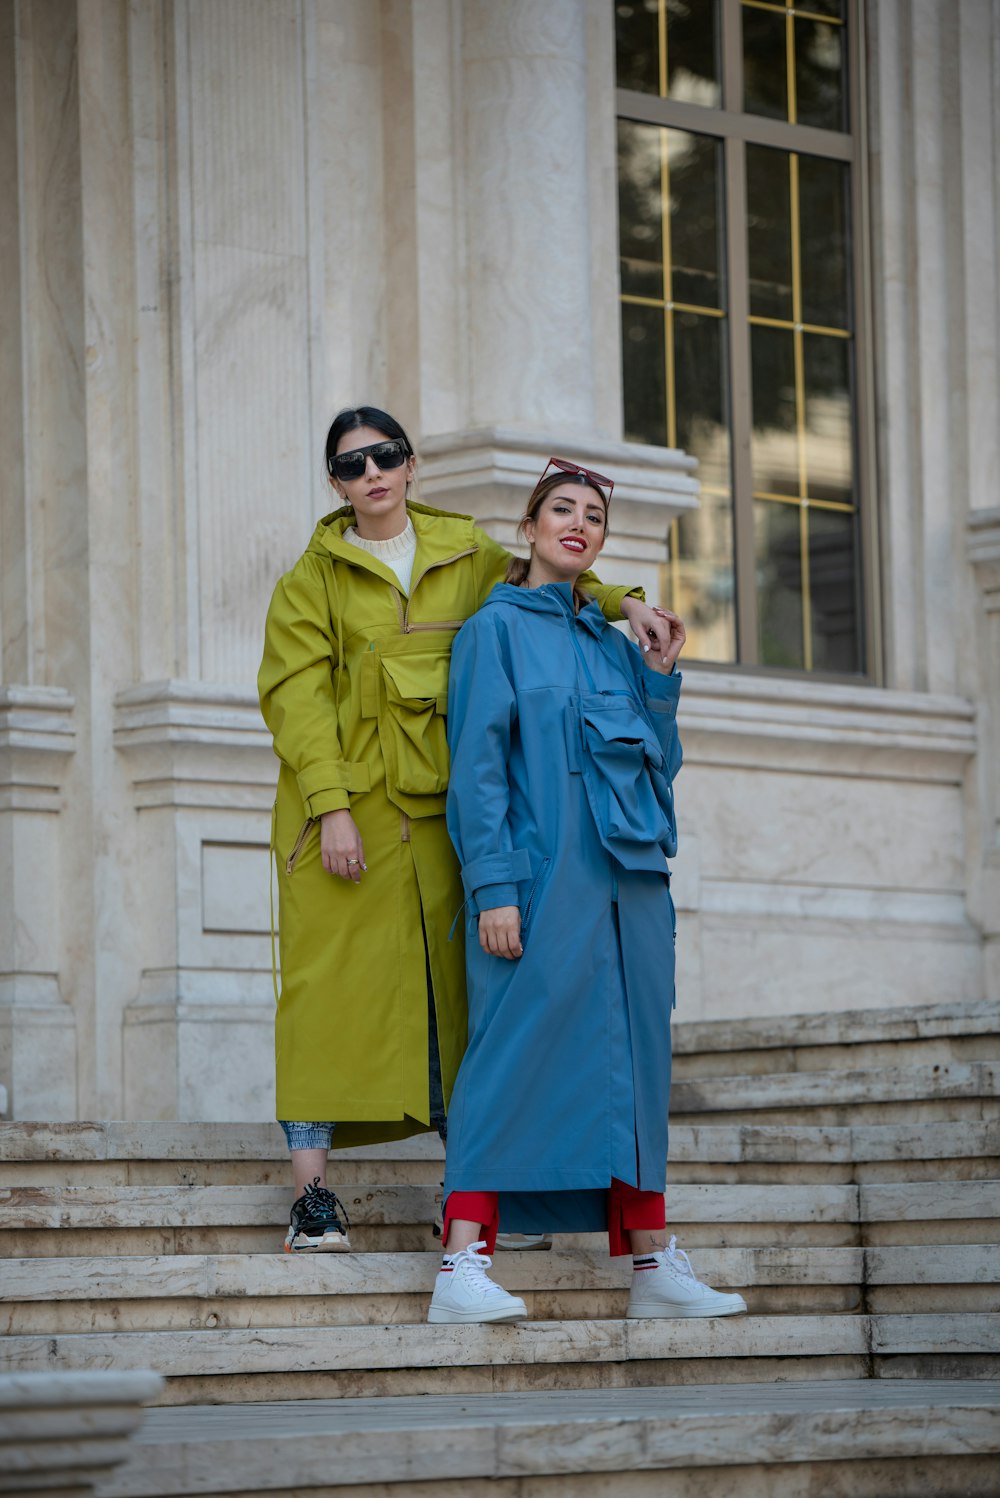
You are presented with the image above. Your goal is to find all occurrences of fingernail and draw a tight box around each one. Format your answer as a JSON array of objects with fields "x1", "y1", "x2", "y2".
[
  {"x1": 662, "y1": 656, "x2": 668, "y2": 665},
  {"x1": 643, "y1": 644, "x2": 650, "y2": 653}
]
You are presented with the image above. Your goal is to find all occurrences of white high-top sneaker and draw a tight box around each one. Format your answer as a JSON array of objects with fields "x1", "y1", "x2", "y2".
[
  {"x1": 627, "y1": 1236, "x2": 747, "y2": 1319},
  {"x1": 427, "y1": 1240, "x2": 527, "y2": 1324}
]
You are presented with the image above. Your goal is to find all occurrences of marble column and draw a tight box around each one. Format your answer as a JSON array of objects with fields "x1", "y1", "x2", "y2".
[
  {"x1": 0, "y1": 1, "x2": 84, "y2": 1118},
  {"x1": 0, "y1": 688, "x2": 77, "y2": 1118},
  {"x1": 401, "y1": 0, "x2": 696, "y2": 597},
  {"x1": 118, "y1": 0, "x2": 327, "y2": 1119},
  {"x1": 868, "y1": 0, "x2": 1000, "y2": 997}
]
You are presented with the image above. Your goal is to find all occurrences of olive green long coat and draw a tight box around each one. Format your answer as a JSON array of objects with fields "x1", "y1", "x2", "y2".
[{"x1": 258, "y1": 502, "x2": 636, "y2": 1147}]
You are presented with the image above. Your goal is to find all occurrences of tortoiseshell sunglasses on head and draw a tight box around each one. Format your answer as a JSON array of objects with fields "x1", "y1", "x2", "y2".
[{"x1": 539, "y1": 456, "x2": 615, "y2": 502}]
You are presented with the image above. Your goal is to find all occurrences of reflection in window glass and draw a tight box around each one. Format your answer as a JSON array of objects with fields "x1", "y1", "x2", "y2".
[
  {"x1": 750, "y1": 324, "x2": 797, "y2": 497},
  {"x1": 615, "y1": 0, "x2": 864, "y2": 675},
  {"x1": 615, "y1": 0, "x2": 660, "y2": 95},
  {"x1": 669, "y1": 495, "x2": 737, "y2": 662},
  {"x1": 808, "y1": 508, "x2": 861, "y2": 673},
  {"x1": 615, "y1": 1, "x2": 722, "y2": 105},
  {"x1": 618, "y1": 116, "x2": 736, "y2": 662},
  {"x1": 742, "y1": 3, "x2": 847, "y2": 130},
  {"x1": 794, "y1": 17, "x2": 846, "y2": 131},
  {"x1": 802, "y1": 335, "x2": 853, "y2": 506},
  {"x1": 622, "y1": 301, "x2": 668, "y2": 447},
  {"x1": 747, "y1": 145, "x2": 793, "y2": 321},
  {"x1": 801, "y1": 0, "x2": 845, "y2": 16},
  {"x1": 742, "y1": 5, "x2": 788, "y2": 121},
  {"x1": 665, "y1": 0, "x2": 721, "y2": 107},
  {"x1": 755, "y1": 500, "x2": 804, "y2": 669},
  {"x1": 670, "y1": 313, "x2": 734, "y2": 660},
  {"x1": 618, "y1": 121, "x2": 665, "y2": 300},
  {"x1": 799, "y1": 155, "x2": 850, "y2": 328},
  {"x1": 670, "y1": 133, "x2": 725, "y2": 309},
  {"x1": 675, "y1": 312, "x2": 729, "y2": 491}
]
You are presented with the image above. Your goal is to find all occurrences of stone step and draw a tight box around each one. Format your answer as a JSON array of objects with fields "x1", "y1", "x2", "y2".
[
  {"x1": 96, "y1": 1380, "x2": 1000, "y2": 1498},
  {"x1": 3, "y1": 1122, "x2": 997, "y2": 1191},
  {"x1": 3, "y1": 1246, "x2": 996, "y2": 1335},
  {"x1": 4, "y1": 1316, "x2": 998, "y2": 1408},
  {"x1": 3, "y1": 1179, "x2": 996, "y2": 1260},
  {"x1": 2, "y1": 1179, "x2": 995, "y2": 1230},
  {"x1": 670, "y1": 1062, "x2": 1000, "y2": 1120},
  {"x1": 672, "y1": 996, "x2": 999, "y2": 1062},
  {"x1": 672, "y1": 1031, "x2": 999, "y2": 1080}
]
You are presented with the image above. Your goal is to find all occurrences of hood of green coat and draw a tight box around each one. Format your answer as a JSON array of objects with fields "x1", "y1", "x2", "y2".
[{"x1": 306, "y1": 501, "x2": 477, "y2": 566}]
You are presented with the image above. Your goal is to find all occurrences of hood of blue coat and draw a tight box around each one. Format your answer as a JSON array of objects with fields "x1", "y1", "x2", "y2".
[{"x1": 482, "y1": 581, "x2": 608, "y2": 638}]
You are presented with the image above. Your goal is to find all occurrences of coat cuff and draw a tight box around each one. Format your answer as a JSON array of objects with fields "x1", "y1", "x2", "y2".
[
  {"x1": 296, "y1": 759, "x2": 372, "y2": 818},
  {"x1": 307, "y1": 788, "x2": 351, "y2": 816},
  {"x1": 461, "y1": 847, "x2": 532, "y2": 902},
  {"x1": 643, "y1": 666, "x2": 681, "y2": 716},
  {"x1": 604, "y1": 585, "x2": 646, "y2": 622},
  {"x1": 474, "y1": 881, "x2": 521, "y2": 913}
]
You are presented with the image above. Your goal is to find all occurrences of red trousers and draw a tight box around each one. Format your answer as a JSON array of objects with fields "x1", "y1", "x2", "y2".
[{"x1": 444, "y1": 1178, "x2": 665, "y2": 1257}]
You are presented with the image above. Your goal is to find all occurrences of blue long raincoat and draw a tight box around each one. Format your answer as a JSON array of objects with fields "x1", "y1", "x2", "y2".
[{"x1": 443, "y1": 581, "x2": 682, "y2": 1237}]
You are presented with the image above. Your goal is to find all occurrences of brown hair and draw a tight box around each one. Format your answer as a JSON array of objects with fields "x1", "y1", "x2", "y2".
[{"x1": 504, "y1": 471, "x2": 610, "y2": 612}]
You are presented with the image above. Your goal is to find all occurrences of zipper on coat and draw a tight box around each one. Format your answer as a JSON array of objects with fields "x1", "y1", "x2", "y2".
[
  {"x1": 402, "y1": 550, "x2": 477, "y2": 631},
  {"x1": 285, "y1": 819, "x2": 315, "y2": 874},
  {"x1": 404, "y1": 618, "x2": 464, "y2": 634},
  {"x1": 400, "y1": 811, "x2": 411, "y2": 843},
  {"x1": 392, "y1": 589, "x2": 406, "y2": 632},
  {"x1": 522, "y1": 856, "x2": 551, "y2": 930}
]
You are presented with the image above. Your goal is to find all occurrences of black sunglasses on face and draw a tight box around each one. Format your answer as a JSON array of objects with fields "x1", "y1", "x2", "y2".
[{"x1": 329, "y1": 439, "x2": 409, "y2": 482}]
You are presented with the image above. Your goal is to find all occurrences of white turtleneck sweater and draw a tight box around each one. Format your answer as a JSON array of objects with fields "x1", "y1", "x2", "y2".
[{"x1": 344, "y1": 518, "x2": 417, "y2": 595}]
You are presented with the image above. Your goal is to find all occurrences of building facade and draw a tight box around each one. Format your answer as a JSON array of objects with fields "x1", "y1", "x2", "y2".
[{"x1": 0, "y1": 0, "x2": 997, "y2": 1122}]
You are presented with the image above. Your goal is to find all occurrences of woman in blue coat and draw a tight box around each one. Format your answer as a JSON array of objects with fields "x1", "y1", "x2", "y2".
[{"x1": 429, "y1": 461, "x2": 747, "y2": 1325}]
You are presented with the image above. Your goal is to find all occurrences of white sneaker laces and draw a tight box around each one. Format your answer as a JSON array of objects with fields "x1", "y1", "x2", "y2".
[
  {"x1": 446, "y1": 1240, "x2": 509, "y2": 1300},
  {"x1": 662, "y1": 1235, "x2": 709, "y2": 1288}
]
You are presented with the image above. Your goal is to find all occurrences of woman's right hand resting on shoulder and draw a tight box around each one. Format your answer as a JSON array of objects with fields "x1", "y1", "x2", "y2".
[
  {"x1": 479, "y1": 905, "x2": 523, "y2": 960},
  {"x1": 321, "y1": 809, "x2": 366, "y2": 884}
]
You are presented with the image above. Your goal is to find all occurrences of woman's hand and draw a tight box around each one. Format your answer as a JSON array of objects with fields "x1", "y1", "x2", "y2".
[
  {"x1": 644, "y1": 608, "x2": 686, "y2": 675},
  {"x1": 478, "y1": 905, "x2": 522, "y2": 960},
  {"x1": 320, "y1": 809, "x2": 366, "y2": 883},
  {"x1": 621, "y1": 597, "x2": 684, "y2": 668}
]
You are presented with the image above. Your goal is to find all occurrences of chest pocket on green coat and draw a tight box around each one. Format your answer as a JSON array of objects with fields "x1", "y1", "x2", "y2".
[{"x1": 375, "y1": 634, "x2": 455, "y2": 813}]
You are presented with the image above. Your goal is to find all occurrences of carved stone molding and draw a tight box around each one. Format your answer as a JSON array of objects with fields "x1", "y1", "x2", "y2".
[
  {"x1": 113, "y1": 680, "x2": 275, "y2": 811},
  {"x1": 418, "y1": 427, "x2": 699, "y2": 556},
  {"x1": 680, "y1": 669, "x2": 977, "y2": 783},
  {"x1": 0, "y1": 686, "x2": 76, "y2": 812},
  {"x1": 968, "y1": 508, "x2": 1000, "y2": 611}
]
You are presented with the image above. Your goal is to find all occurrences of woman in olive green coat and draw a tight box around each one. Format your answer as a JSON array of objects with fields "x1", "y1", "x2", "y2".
[{"x1": 259, "y1": 407, "x2": 667, "y2": 1251}]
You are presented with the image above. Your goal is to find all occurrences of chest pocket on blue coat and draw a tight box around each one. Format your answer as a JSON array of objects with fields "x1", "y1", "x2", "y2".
[{"x1": 572, "y1": 693, "x2": 675, "y2": 868}]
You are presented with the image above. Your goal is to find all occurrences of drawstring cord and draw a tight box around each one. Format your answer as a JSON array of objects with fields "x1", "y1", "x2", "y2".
[{"x1": 269, "y1": 802, "x2": 279, "y2": 1004}]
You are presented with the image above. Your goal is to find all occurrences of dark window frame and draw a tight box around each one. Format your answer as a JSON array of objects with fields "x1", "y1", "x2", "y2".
[{"x1": 616, "y1": 0, "x2": 880, "y2": 680}]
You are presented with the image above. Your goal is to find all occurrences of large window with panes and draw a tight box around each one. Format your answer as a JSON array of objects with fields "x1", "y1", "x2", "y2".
[{"x1": 616, "y1": 0, "x2": 875, "y2": 675}]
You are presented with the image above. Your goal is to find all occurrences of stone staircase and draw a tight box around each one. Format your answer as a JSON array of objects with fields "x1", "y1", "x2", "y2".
[{"x1": 1, "y1": 997, "x2": 999, "y2": 1495}]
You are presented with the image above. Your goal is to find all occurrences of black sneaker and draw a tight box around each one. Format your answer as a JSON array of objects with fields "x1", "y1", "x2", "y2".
[{"x1": 283, "y1": 1176, "x2": 352, "y2": 1253}]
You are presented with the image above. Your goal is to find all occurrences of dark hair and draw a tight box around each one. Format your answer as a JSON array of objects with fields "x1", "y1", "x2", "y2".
[
  {"x1": 505, "y1": 469, "x2": 610, "y2": 611},
  {"x1": 324, "y1": 406, "x2": 415, "y2": 479}
]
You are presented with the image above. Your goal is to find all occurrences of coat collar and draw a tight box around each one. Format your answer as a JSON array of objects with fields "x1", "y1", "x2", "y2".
[
  {"x1": 485, "y1": 581, "x2": 608, "y2": 638},
  {"x1": 309, "y1": 502, "x2": 479, "y2": 594}
]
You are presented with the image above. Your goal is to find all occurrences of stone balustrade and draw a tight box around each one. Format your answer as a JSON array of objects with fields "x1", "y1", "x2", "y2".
[{"x1": 0, "y1": 1371, "x2": 163, "y2": 1496}]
